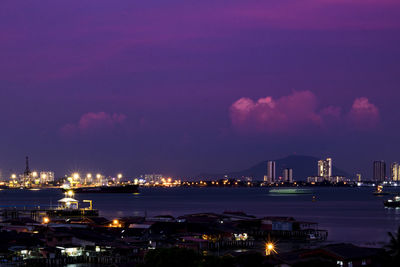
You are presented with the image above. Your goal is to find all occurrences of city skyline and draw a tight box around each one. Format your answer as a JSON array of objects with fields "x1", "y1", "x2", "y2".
[
  {"x1": 2, "y1": 154, "x2": 400, "y2": 182},
  {"x1": 1, "y1": 1, "x2": 400, "y2": 177}
]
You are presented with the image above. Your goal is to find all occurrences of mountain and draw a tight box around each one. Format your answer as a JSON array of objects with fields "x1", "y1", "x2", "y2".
[{"x1": 200, "y1": 155, "x2": 349, "y2": 181}]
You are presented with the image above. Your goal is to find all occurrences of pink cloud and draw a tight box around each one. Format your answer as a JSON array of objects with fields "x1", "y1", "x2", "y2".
[
  {"x1": 348, "y1": 97, "x2": 379, "y2": 130},
  {"x1": 230, "y1": 91, "x2": 322, "y2": 134},
  {"x1": 60, "y1": 112, "x2": 127, "y2": 137},
  {"x1": 230, "y1": 92, "x2": 379, "y2": 134}
]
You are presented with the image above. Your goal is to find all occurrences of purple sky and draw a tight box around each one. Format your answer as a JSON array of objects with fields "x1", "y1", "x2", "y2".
[{"x1": 1, "y1": 0, "x2": 400, "y2": 178}]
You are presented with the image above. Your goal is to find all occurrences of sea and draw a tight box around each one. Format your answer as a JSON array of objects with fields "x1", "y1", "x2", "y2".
[{"x1": 1, "y1": 186, "x2": 399, "y2": 247}]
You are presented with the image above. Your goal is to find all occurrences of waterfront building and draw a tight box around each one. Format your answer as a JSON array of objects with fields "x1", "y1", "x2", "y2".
[
  {"x1": 283, "y1": 168, "x2": 293, "y2": 182},
  {"x1": 318, "y1": 158, "x2": 332, "y2": 179},
  {"x1": 267, "y1": 161, "x2": 276, "y2": 183},
  {"x1": 307, "y1": 176, "x2": 324, "y2": 183},
  {"x1": 144, "y1": 173, "x2": 163, "y2": 184},
  {"x1": 373, "y1": 161, "x2": 386, "y2": 182},
  {"x1": 307, "y1": 175, "x2": 347, "y2": 183},
  {"x1": 356, "y1": 173, "x2": 362, "y2": 182},
  {"x1": 391, "y1": 162, "x2": 399, "y2": 181}
]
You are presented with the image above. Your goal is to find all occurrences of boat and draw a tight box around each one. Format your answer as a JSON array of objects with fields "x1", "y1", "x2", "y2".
[
  {"x1": 384, "y1": 196, "x2": 400, "y2": 208},
  {"x1": 373, "y1": 185, "x2": 389, "y2": 196},
  {"x1": 63, "y1": 184, "x2": 139, "y2": 194},
  {"x1": 269, "y1": 188, "x2": 312, "y2": 195}
]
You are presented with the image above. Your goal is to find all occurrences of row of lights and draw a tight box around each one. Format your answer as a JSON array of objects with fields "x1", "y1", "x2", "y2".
[
  {"x1": 40, "y1": 215, "x2": 278, "y2": 256},
  {"x1": 10, "y1": 172, "x2": 48, "y2": 179},
  {"x1": 9, "y1": 173, "x2": 123, "y2": 180},
  {"x1": 71, "y1": 173, "x2": 123, "y2": 179}
]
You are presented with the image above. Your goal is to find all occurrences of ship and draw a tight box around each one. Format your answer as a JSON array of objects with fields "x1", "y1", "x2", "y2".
[
  {"x1": 384, "y1": 196, "x2": 400, "y2": 208},
  {"x1": 63, "y1": 184, "x2": 139, "y2": 194},
  {"x1": 373, "y1": 185, "x2": 389, "y2": 196},
  {"x1": 269, "y1": 188, "x2": 313, "y2": 195}
]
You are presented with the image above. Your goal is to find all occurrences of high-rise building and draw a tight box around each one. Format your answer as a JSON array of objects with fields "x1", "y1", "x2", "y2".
[
  {"x1": 391, "y1": 162, "x2": 399, "y2": 181},
  {"x1": 283, "y1": 168, "x2": 293, "y2": 182},
  {"x1": 267, "y1": 161, "x2": 276, "y2": 183},
  {"x1": 373, "y1": 161, "x2": 386, "y2": 182},
  {"x1": 356, "y1": 173, "x2": 362, "y2": 182},
  {"x1": 318, "y1": 158, "x2": 332, "y2": 179}
]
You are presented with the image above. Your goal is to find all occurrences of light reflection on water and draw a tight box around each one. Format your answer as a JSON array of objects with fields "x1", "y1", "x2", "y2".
[{"x1": 1, "y1": 186, "x2": 400, "y2": 245}]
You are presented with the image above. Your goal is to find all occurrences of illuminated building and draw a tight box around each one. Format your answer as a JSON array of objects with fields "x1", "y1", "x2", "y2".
[
  {"x1": 283, "y1": 168, "x2": 293, "y2": 182},
  {"x1": 356, "y1": 173, "x2": 362, "y2": 182},
  {"x1": 267, "y1": 161, "x2": 276, "y2": 183},
  {"x1": 318, "y1": 158, "x2": 332, "y2": 179},
  {"x1": 391, "y1": 162, "x2": 399, "y2": 181},
  {"x1": 373, "y1": 161, "x2": 386, "y2": 182},
  {"x1": 144, "y1": 174, "x2": 163, "y2": 184}
]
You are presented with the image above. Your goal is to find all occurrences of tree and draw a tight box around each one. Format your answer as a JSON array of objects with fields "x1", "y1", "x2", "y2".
[{"x1": 386, "y1": 225, "x2": 400, "y2": 264}]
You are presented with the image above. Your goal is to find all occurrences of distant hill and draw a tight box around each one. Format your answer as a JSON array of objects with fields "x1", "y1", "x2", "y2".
[{"x1": 200, "y1": 155, "x2": 349, "y2": 181}]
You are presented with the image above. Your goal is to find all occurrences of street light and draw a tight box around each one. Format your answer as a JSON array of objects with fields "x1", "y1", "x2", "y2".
[
  {"x1": 265, "y1": 242, "x2": 277, "y2": 256},
  {"x1": 66, "y1": 190, "x2": 75, "y2": 197}
]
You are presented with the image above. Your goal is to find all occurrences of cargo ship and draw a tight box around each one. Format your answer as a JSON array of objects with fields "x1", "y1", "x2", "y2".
[
  {"x1": 63, "y1": 184, "x2": 139, "y2": 194},
  {"x1": 384, "y1": 196, "x2": 400, "y2": 208}
]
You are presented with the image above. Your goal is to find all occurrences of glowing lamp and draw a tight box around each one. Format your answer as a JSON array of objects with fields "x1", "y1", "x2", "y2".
[
  {"x1": 43, "y1": 217, "x2": 50, "y2": 224},
  {"x1": 265, "y1": 242, "x2": 277, "y2": 256}
]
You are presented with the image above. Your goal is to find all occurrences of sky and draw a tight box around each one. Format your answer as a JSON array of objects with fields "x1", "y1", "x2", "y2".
[{"x1": 0, "y1": 0, "x2": 400, "y2": 179}]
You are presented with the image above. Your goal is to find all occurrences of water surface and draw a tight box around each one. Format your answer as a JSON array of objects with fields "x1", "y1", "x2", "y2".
[{"x1": 1, "y1": 186, "x2": 399, "y2": 246}]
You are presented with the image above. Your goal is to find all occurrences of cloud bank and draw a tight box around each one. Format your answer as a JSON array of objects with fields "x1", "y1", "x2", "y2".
[
  {"x1": 60, "y1": 112, "x2": 127, "y2": 137},
  {"x1": 230, "y1": 91, "x2": 379, "y2": 134}
]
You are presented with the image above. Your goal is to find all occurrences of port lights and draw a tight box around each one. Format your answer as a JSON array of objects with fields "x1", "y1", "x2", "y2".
[
  {"x1": 66, "y1": 190, "x2": 74, "y2": 197},
  {"x1": 109, "y1": 219, "x2": 122, "y2": 227}
]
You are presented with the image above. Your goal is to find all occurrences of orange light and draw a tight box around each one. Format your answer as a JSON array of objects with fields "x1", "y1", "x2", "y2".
[
  {"x1": 43, "y1": 217, "x2": 50, "y2": 224},
  {"x1": 265, "y1": 242, "x2": 277, "y2": 256}
]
